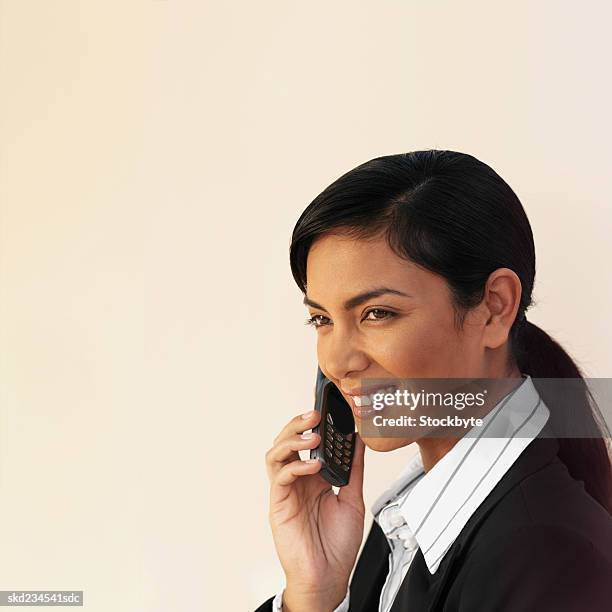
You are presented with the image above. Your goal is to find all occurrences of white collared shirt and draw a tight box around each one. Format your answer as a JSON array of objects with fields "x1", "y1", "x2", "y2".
[{"x1": 273, "y1": 374, "x2": 549, "y2": 612}]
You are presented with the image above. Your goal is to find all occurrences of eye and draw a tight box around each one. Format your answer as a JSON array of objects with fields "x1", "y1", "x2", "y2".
[
  {"x1": 304, "y1": 314, "x2": 330, "y2": 328},
  {"x1": 363, "y1": 308, "x2": 396, "y2": 322}
]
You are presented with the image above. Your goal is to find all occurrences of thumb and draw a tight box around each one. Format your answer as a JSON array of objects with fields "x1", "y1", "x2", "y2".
[{"x1": 337, "y1": 432, "x2": 365, "y2": 508}]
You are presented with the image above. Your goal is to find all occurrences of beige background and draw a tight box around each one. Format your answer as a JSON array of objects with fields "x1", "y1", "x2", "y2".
[{"x1": 0, "y1": 1, "x2": 610, "y2": 610}]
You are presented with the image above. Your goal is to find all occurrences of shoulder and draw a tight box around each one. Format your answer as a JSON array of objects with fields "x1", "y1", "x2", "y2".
[
  {"x1": 469, "y1": 454, "x2": 612, "y2": 561},
  {"x1": 446, "y1": 458, "x2": 612, "y2": 611},
  {"x1": 450, "y1": 522, "x2": 612, "y2": 611}
]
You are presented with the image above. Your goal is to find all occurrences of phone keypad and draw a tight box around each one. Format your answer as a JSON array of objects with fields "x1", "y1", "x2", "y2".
[{"x1": 322, "y1": 415, "x2": 354, "y2": 475}]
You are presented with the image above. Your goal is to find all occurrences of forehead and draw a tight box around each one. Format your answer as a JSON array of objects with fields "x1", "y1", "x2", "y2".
[{"x1": 306, "y1": 232, "x2": 429, "y2": 293}]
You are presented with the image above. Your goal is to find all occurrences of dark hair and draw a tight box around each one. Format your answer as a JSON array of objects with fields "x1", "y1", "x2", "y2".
[{"x1": 289, "y1": 150, "x2": 612, "y2": 513}]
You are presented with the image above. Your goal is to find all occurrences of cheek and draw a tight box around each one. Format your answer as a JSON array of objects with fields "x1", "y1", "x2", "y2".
[{"x1": 381, "y1": 317, "x2": 461, "y2": 374}]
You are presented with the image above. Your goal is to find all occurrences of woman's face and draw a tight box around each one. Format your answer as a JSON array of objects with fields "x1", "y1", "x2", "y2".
[{"x1": 305, "y1": 231, "x2": 492, "y2": 452}]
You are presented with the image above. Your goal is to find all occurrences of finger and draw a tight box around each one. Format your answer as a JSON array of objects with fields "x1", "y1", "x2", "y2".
[
  {"x1": 272, "y1": 409, "x2": 321, "y2": 446},
  {"x1": 265, "y1": 432, "x2": 321, "y2": 480},
  {"x1": 270, "y1": 458, "x2": 322, "y2": 506},
  {"x1": 337, "y1": 433, "x2": 366, "y2": 508}
]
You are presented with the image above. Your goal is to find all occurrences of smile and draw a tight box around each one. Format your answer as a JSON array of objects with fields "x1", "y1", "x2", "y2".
[{"x1": 348, "y1": 385, "x2": 398, "y2": 416}]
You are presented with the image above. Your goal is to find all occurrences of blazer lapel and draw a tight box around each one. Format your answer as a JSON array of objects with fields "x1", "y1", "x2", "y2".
[{"x1": 388, "y1": 434, "x2": 561, "y2": 612}]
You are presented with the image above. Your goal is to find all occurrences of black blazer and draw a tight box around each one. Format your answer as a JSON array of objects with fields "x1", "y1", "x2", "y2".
[{"x1": 254, "y1": 435, "x2": 612, "y2": 611}]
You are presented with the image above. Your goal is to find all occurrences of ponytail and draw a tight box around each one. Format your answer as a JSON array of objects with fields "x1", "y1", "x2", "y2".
[{"x1": 513, "y1": 319, "x2": 612, "y2": 514}]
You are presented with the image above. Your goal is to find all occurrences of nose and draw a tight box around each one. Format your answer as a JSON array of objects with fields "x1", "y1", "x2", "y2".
[{"x1": 319, "y1": 326, "x2": 369, "y2": 385}]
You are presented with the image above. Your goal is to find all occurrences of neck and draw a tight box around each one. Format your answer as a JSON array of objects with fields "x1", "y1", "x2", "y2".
[{"x1": 416, "y1": 364, "x2": 523, "y2": 472}]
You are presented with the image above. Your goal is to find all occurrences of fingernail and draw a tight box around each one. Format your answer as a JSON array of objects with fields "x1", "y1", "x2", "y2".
[
  {"x1": 301, "y1": 410, "x2": 315, "y2": 419},
  {"x1": 305, "y1": 458, "x2": 319, "y2": 463},
  {"x1": 300, "y1": 432, "x2": 313, "y2": 439}
]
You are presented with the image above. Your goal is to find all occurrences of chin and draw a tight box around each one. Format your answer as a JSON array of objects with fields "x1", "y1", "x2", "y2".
[{"x1": 359, "y1": 433, "x2": 415, "y2": 452}]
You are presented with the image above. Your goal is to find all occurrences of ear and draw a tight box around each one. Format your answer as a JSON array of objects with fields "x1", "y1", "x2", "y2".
[{"x1": 481, "y1": 268, "x2": 522, "y2": 350}]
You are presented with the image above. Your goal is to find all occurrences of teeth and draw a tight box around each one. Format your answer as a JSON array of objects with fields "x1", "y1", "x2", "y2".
[{"x1": 353, "y1": 386, "x2": 397, "y2": 408}]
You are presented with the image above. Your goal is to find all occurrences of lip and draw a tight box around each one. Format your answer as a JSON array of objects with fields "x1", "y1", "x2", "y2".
[
  {"x1": 341, "y1": 385, "x2": 398, "y2": 418},
  {"x1": 347, "y1": 396, "x2": 376, "y2": 418},
  {"x1": 342, "y1": 384, "x2": 397, "y2": 396}
]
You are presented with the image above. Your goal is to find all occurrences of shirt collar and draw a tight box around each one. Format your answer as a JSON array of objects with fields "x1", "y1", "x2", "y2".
[{"x1": 370, "y1": 374, "x2": 550, "y2": 574}]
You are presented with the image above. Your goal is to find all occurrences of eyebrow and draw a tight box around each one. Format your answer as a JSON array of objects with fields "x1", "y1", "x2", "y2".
[{"x1": 303, "y1": 287, "x2": 412, "y2": 312}]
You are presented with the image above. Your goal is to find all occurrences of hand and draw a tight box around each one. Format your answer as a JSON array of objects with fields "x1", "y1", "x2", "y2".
[{"x1": 265, "y1": 386, "x2": 366, "y2": 611}]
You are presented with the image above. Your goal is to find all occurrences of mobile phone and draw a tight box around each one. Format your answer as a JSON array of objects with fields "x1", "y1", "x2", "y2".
[{"x1": 309, "y1": 366, "x2": 356, "y2": 487}]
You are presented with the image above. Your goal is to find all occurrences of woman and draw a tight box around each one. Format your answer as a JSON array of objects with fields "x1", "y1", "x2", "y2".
[{"x1": 255, "y1": 150, "x2": 612, "y2": 611}]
